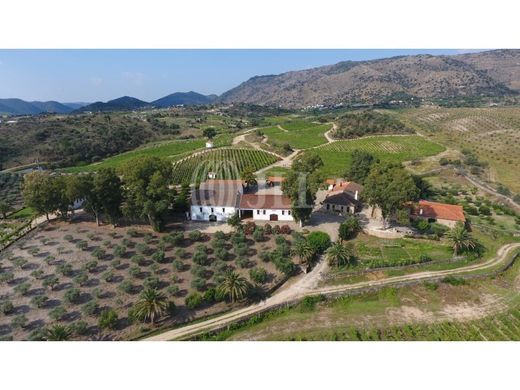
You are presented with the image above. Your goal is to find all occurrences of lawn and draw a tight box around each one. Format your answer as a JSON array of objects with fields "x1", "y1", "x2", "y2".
[
  {"x1": 262, "y1": 122, "x2": 331, "y2": 149},
  {"x1": 0, "y1": 216, "x2": 296, "y2": 340},
  {"x1": 63, "y1": 133, "x2": 234, "y2": 173},
  {"x1": 310, "y1": 135, "x2": 445, "y2": 177}
]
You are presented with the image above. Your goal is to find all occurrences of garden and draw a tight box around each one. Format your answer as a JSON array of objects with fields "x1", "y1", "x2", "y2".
[{"x1": 0, "y1": 216, "x2": 298, "y2": 340}]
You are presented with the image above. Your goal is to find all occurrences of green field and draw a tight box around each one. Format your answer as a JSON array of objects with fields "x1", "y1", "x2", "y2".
[
  {"x1": 172, "y1": 148, "x2": 279, "y2": 184},
  {"x1": 262, "y1": 122, "x2": 331, "y2": 149},
  {"x1": 311, "y1": 135, "x2": 445, "y2": 177},
  {"x1": 63, "y1": 134, "x2": 234, "y2": 173}
]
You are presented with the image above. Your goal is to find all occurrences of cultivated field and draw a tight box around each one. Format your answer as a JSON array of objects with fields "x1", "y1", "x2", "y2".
[
  {"x1": 171, "y1": 148, "x2": 279, "y2": 184},
  {"x1": 0, "y1": 172, "x2": 24, "y2": 210},
  {"x1": 400, "y1": 106, "x2": 520, "y2": 193},
  {"x1": 64, "y1": 134, "x2": 234, "y2": 173},
  {"x1": 311, "y1": 135, "x2": 445, "y2": 177},
  {"x1": 0, "y1": 216, "x2": 295, "y2": 340},
  {"x1": 262, "y1": 121, "x2": 331, "y2": 149}
]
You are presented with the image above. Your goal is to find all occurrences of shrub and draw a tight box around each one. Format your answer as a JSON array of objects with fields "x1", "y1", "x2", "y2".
[
  {"x1": 188, "y1": 230, "x2": 202, "y2": 242},
  {"x1": 173, "y1": 259, "x2": 185, "y2": 271},
  {"x1": 214, "y1": 230, "x2": 227, "y2": 240},
  {"x1": 57, "y1": 263, "x2": 73, "y2": 276},
  {"x1": 273, "y1": 225, "x2": 281, "y2": 234},
  {"x1": 441, "y1": 276, "x2": 467, "y2": 286},
  {"x1": 423, "y1": 281, "x2": 439, "y2": 291},
  {"x1": 114, "y1": 245, "x2": 127, "y2": 258},
  {"x1": 43, "y1": 275, "x2": 60, "y2": 290},
  {"x1": 136, "y1": 243, "x2": 149, "y2": 255},
  {"x1": 280, "y1": 225, "x2": 292, "y2": 235},
  {"x1": 74, "y1": 272, "x2": 89, "y2": 286},
  {"x1": 307, "y1": 231, "x2": 331, "y2": 254},
  {"x1": 151, "y1": 250, "x2": 165, "y2": 263},
  {"x1": 1, "y1": 300, "x2": 14, "y2": 314},
  {"x1": 249, "y1": 267, "x2": 268, "y2": 284},
  {"x1": 191, "y1": 277, "x2": 206, "y2": 291},
  {"x1": 12, "y1": 314, "x2": 28, "y2": 329},
  {"x1": 13, "y1": 257, "x2": 28, "y2": 269},
  {"x1": 244, "y1": 221, "x2": 256, "y2": 235},
  {"x1": 49, "y1": 306, "x2": 67, "y2": 321},
  {"x1": 81, "y1": 300, "x2": 100, "y2": 317},
  {"x1": 98, "y1": 309, "x2": 119, "y2": 330},
  {"x1": 64, "y1": 234, "x2": 74, "y2": 242},
  {"x1": 191, "y1": 264, "x2": 207, "y2": 278},
  {"x1": 92, "y1": 247, "x2": 106, "y2": 260},
  {"x1": 214, "y1": 247, "x2": 228, "y2": 261},
  {"x1": 175, "y1": 248, "x2": 186, "y2": 259},
  {"x1": 338, "y1": 216, "x2": 361, "y2": 240},
  {"x1": 31, "y1": 269, "x2": 44, "y2": 279},
  {"x1": 252, "y1": 227, "x2": 265, "y2": 242},
  {"x1": 103, "y1": 240, "x2": 113, "y2": 248},
  {"x1": 118, "y1": 280, "x2": 134, "y2": 294},
  {"x1": 70, "y1": 321, "x2": 89, "y2": 336},
  {"x1": 203, "y1": 287, "x2": 218, "y2": 304},
  {"x1": 76, "y1": 240, "x2": 88, "y2": 250},
  {"x1": 102, "y1": 271, "x2": 115, "y2": 282},
  {"x1": 231, "y1": 232, "x2": 246, "y2": 245},
  {"x1": 131, "y1": 255, "x2": 146, "y2": 266},
  {"x1": 64, "y1": 288, "x2": 82, "y2": 304},
  {"x1": 236, "y1": 257, "x2": 250, "y2": 268},
  {"x1": 213, "y1": 238, "x2": 227, "y2": 250},
  {"x1": 143, "y1": 233, "x2": 153, "y2": 244},
  {"x1": 264, "y1": 224, "x2": 273, "y2": 235},
  {"x1": 87, "y1": 233, "x2": 96, "y2": 241},
  {"x1": 166, "y1": 285, "x2": 179, "y2": 296},
  {"x1": 14, "y1": 282, "x2": 31, "y2": 295},
  {"x1": 84, "y1": 260, "x2": 98, "y2": 273},
  {"x1": 143, "y1": 276, "x2": 160, "y2": 290},
  {"x1": 127, "y1": 228, "x2": 138, "y2": 237},
  {"x1": 44, "y1": 255, "x2": 56, "y2": 265},
  {"x1": 185, "y1": 292, "x2": 203, "y2": 309},
  {"x1": 275, "y1": 234, "x2": 286, "y2": 246},
  {"x1": 419, "y1": 254, "x2": 432, "y2": 263},
  {"x1": 128, "y1": 266, "x2": 141, "y2": 278},
  {"x1": 31, "y1": 295, "x2": 48, "y2": 308},
  {"x1": 234, "y1": 243, "x2": 248, "y2": 257},
  {"x1": 213, "y1": 260, "x2": 229, "y2": 273},
  {"x1": 193, "y1": 251, "x2": 209, "y2": 266},
  {"x1": 111, "y1": 259, "x2": 121, "y2": 269},
  {"x1": 122, "y1": 238, "x2": 135, "y2": 248},
  {"x1": 479, "y1": 205, "x2": 491, "y2": 216},
  {"x1": 259, "y1": 251, "x2": 271, "y2": 263}
]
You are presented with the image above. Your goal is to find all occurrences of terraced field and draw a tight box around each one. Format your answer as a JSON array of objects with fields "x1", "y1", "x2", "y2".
[
  {"x1": 171, "y1": 148, "x2": 280, "y2": 184},
  {"x1": 401, "y1": 106, "x2": 520, "y2": 193},
  {"x1": 262, "y1": 121, "x2": 331, "y2": 149},
  {"x1": 63, "y1": 133, "x2": 234, "y2": 173},
  {"x1": 311, "y1": 135, "x2": 445, "y2": 177}
]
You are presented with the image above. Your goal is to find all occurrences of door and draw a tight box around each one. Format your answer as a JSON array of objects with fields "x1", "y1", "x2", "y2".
[
  {"x1": 269, "y1": 214, "x2": 278, "y2": 221},
  {"x1": 209, "y1": 214, "x2": 217, "y2": 222}
]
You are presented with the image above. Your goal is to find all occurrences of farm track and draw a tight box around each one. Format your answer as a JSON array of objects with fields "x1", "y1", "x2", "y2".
[{"x1": 144, "y1": 243, "x2": 520, "y2": 341}]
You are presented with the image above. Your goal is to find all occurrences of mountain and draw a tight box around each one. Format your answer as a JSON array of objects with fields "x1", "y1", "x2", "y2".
[
  {"x1": 0, "y1": 98, "x2": 44, "y2": 115},
  {"x1": 62, "y1": 102, "x2": 91, "y2": 110},
  {"x1": 219, "y1": 50, "x2": 520, "y2": 108},
  {"x1": 30, "y1": 101, "x2": 75, "y2": 114},
  {"x1": 152, "y1": 91, "x2": 217, "y2": 107},
  {"x1": 76, "y1": 96, "x2": 150, "y2": 112}
]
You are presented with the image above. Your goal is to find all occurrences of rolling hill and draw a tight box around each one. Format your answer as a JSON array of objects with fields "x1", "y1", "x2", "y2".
[
  {"x1": 0, "y1": 98, "x2": 86, "y2": 115},
  {"x1": 152, "y1": 91, "x2": 217, "y2": 107},
  {"x1": 219, "y1": 50, "x2": 520, "y2": 108}
]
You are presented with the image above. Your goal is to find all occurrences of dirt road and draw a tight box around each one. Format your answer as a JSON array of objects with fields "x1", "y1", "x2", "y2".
[{"x1": 144, "y1": 242, "x2": 520, "y2": 341}]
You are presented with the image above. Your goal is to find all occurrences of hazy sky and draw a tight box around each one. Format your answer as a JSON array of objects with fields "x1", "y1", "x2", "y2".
[{"x1": 0, "y1": 49, "x2": 482, "y2": 102}]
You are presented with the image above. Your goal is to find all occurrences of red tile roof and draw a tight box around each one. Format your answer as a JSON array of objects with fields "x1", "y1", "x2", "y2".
[
  {"x1": 325, "y1": 179, "x2": 336, "y2": 185},
  {"x1": 329, "y1": 181, "x2": 364, "y2": 195},
  {"x1": 415, "y1": 200, "x2": 465, "y2": 222},
  {"x1": 239, "y1": 194, "x2": 292, "y2": 210}
]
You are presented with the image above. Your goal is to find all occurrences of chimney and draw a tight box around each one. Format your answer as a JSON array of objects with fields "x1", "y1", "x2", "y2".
[
  {"x1": 419, "y1": 208, "x2": 423, "y2": 215},
  {"x1": 354, "y1": 190, "x2": 359, "y2": 201}
]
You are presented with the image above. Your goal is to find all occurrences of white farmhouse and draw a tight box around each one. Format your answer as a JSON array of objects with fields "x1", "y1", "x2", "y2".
[
  {"x1": 190, "y1": 180, "x2": 243, "y2": 222},
  {"x1": 239, "y1": 194, "x2": 293, "y2": 222}
]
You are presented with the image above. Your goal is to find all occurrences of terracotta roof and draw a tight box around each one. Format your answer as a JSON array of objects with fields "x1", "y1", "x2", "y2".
[
  {"x1": 329, "y1": 181, "x2": 363, "y2": 195},
  {"x1": 325, "y1": 179, "x2": 336, "y2": 185},
  {"x1": 239, "y1": 194, "x2": 292, "y2": 210},
  {"x1": 414, "y1": 200, "x2": 466, "y2": 222},
  {"x1": 267, "y1": 176, "x2": 285, "y2": 183}
]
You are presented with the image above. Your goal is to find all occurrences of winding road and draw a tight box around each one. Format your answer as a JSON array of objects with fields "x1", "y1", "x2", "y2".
[{"x1": 144, "y1": 242, "x2": 520, "y2": 341}]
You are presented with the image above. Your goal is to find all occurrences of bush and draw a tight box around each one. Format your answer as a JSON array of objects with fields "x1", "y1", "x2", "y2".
[
  {"x1": 151, "y1": 250, "x2": 165, "y2": 263},
  {"x1": 275, "y1": 234, "x2": 286, "y2": 245},
  {"x1": 166, "y1": 285, "x2": 179, "y2": 296},
  {"x1": 441, "y1": 276, "x2": 467, "y2": 286},
  {"x1": 143, "y1": 233, "x2": 153, "y2": 244},
  {"x1": 244, "y1": 221, "x2": 256, "y2": 235},
  {"x1": 280, "y1": 225, "x2": 292, "y2": 235},
  {"x1": 143, "y1": 276, "x2": 160, "y2": 290},
  {"x1": 92, "y1": 247, "x2": 106, "y2": 260},
  {"x1": 173, "y1": 259, "x2": 185, "y2": 271},
  {"x1": 12, "y1": 314, "x2": 28, "y2": 329},
  {"x1": 479, "y1": 205, "x2": 491, "y2": 216},
  {"x1": 114, "y1": 245, "x2": 127, "y2": 258},
  {"x1": 131, "y1": 255, "x2": 146, "y2": 266},
  {"x1": 70, "y1": 321, "x2": 89, "y2": 336},
  {"x1": 185, "y1": 292, "x2": 204, "y2": 309},
  {"x1": 259, "y1": 251, "x2": 271, "y2": 263},
  {"x1": 49, "y1": 306, "x2": 67, "y2": 321},
  {"x1": 264, "y1": 224, "x2": 273, "y2": 235},
  {"x1": 191, "y1": 264, "x2": 206, "y2": 278},
  {"x1": 419, "y1": 254, "x2": 432, "y2": 262},
  {"x1": 64, "y1": 288, "x2": 81, "y2": 304},
  {"x1": 81, "y1": 300, "x2": 100, "y2": 317},
  {"x1": 98, "y1": 309, "x2": 118, "y2": 330},
  {"x1": 64, "y1": 234, "x2": 74, "y2": 242},
  {"x1": 415, "y1": 219, "x2": 431, "y2": 233},
  {"x1": 214, "y1": 230, "x2": 227, "y2": 240},
  {"x1": 214, "y1": 247, "x2": 228, "y2": 261},
  {"x1": 191, "y1": 277, "x2": 206, "y2": 291},
  {"x1": 14, "y1": 282, "x2": 31, "y2": 295},
  {"x1": 102, "y1": 271, "x2": 115, "y2": 282},
  {"x1": 338, "y1": 216, "x2": 361, "y2": 240},
  {"x1": 175, "y1": 248, "x2": 186, "y2": 259},
  {"x1": 127, "y1": 228, "x2": 138, "y2": 237},
  {"x1": 111, "y1": 259, "x2": 121, "y2": 269},
  {"x1": 118, "y1": 280, "x2": 134, "y2": 294},
  {"x1": 193, "y1": 251, "x2": 209, "y2": 266},
  {"x1": 31, "y1": 295, "x2": 48, "y2": 308},
  {"x1": 249, "y1": 267, "x2": 268, "y2": 284},
  {"x1": 1, "y1": 300, "x2": 14, "y2": 314},
  {"x1": 128, "y1": 266, "x2": 141, "y2": 278},
  {"x1": 57, "y1": 263, "x2": 73, "y2": 276},
  {"x1": 74, "y1": 272, "x2": 89, "y2": 286},
  {"x1": 252, "y1": 227, "x2": 265, "y2": 242},
  {"x1": 307, "y1": 231, "x2": 331, "y2": 254},
  {"x1": 234, "y1": 243, "x2": 248, "y2": 257},
  {"x1": 236, "y1": 257, "x2": 250, "y2": 268},
  {"x1": 188, "y1": 230, "x2": 203, "y2": 241},
  {"x1": 76, "y1": 240, "x2": 88, "y2": 250},
  {"x1": 84, "y1": 260, "x2": 98, "y2": 273}
]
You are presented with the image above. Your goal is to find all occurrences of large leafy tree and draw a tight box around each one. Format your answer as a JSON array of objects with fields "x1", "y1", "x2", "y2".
[
  {"x1": 325, "y1": 242, "x2": 355, "y2": 267},
  {"x1": 22, "y1": 171, "x2": 61, "y2": 220},
  {"x1": 338, "y1": 215, "x2": 361, "y2": 241},
  {"x1": 217, "y1": 271, "x2": 250, "y2": 303},
  {"x1": 447, "y1": 222, "x2": 479, "y2": 255},
  {"x1": 119, "y1": 157, "x2": 174, "y2": 232},
  {"x1": 95, "y1": 168, "x2": 123, "y2": 225},
  {"x1": 346, "y1": 150, "x2": 379, "y2": 184},
  {"x1": 133, "y1": 288, "x2": 169, "y2": 324},
  {"x1": 202, "y1": 127, "x2": 217, "y2": 139},
  {"x1": 0, "y1": 200, "x2": 12, "y2": 219},
  {"x1": 363, "y1": 163, "x2": 419, "y2": 228}
]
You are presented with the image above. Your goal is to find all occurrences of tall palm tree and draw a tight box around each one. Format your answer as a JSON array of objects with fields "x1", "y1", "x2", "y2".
[
  {"x1": 133, "y1": 288, "x2": 169, "y2": 324},
  {"x1": 217, "y1": 271, "x2": 250, "y2": 303},
  {"x1": 292, "y1": 239, "x2": 315, "y2": 266},
  {"x1": 45, "y1": 324, "x2": 72, "y2": 341},
  {"x1": 447, "y1": 223, "x2": 478, "y2": 255},
  {"x1": 325, "y1": 242, "x2": 354, "y2": 267}
]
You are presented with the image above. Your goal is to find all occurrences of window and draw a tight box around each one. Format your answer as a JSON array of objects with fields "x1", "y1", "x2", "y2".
[
  {"x1": 222, "y1": 208, "x2": 225, "y2": 213},
  {"x1": 282, "y1": 210, "x2": 285, "y2": 215},
  {"x1": 263, "y1": 210, "x2": 266, "y2": 215},
  {"x1": 199, "y1": 207, "x2": 203, "y2": 212},
  {"x1": 211, "y1": 208, "x2": 214, "y2": 213},
  {"x1": 257, "y1": 210, "x2": 260, "y2": 215},
  {"x1": 326, "y1": 204, "x2": 330, "y2": 210},
  {"x1": 288, "y1": 210, "x2": 291, "y2": 215}
]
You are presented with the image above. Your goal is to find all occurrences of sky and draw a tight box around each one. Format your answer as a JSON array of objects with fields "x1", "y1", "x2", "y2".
[{"x1": 0, "y1": 49, "x2": 484, "y2": 102}]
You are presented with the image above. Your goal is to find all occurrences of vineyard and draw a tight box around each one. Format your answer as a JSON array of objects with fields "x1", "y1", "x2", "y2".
[
  {"x1": 311, "y1": 135, "x2": 445, "y2": 177},
  {"x1": 401, "y1": 107, "x2": 520, "y2": 193},
  {"x1": 262, "y1": 122, "x2": 331, "y2": 149},
  {"x1": 64, "y1": 133, "x2": 234, "y2": 173},
  {"x1": 171, "y1": 148, "x2": 280, "y2": 184},
  {"x1": 0, "y1": 172, "x2": 24, "y2": 210}
]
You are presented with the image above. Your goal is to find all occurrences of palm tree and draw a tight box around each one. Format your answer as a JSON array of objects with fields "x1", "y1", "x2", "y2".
[
  {"x1": 325, "y1": 242, "x2": 354, "y2": 267},
  {"x1": 217, "y1": 271, "x2": 250, "y2": 303},
  {"x1": 45, "y1": 324, "x2": 72, "y2": 341},
  {"x1": 292, "y1": 239, "x2": 315, "y2": 266},
  {"x1": 447, "y1": 223, "x2": 478, "y2": 255},
  {"x1": 133, "y1": 288, "x2": 169, "y2": 324}
]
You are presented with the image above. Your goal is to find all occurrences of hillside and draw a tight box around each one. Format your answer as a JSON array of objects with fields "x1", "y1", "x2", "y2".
[
  {"x1": 76, "y1": 96, "x2": 150, "y2": 112},
  {"x1": 152, "y1": 91, "x2": 217, "y2": 107},
  {"x1": 0, "y1": 98, "x2": 81, "y2": 115},
  {"x1": 219, "y1": 50, "x2": 520, "y2": 108}
]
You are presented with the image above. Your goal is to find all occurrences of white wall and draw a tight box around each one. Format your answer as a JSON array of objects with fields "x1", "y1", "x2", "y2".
[
  {"x1": 190, "y1": 205, "x2": 237, "y2": 222},
  {"x1": 250, "y1": 208, "x2": 293, "y2": 221}
]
